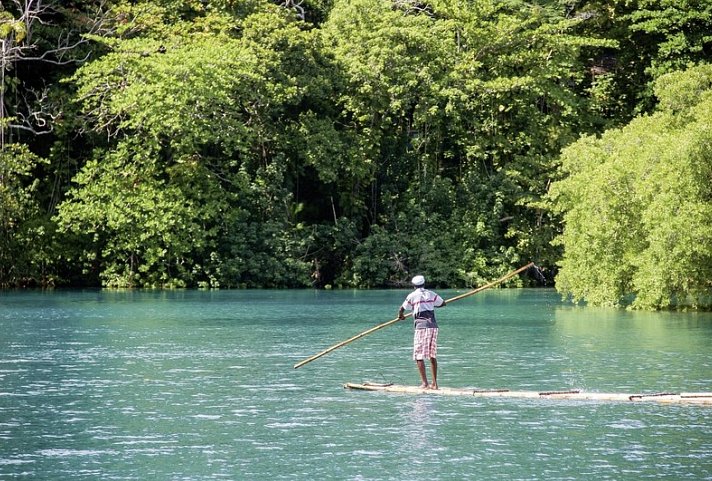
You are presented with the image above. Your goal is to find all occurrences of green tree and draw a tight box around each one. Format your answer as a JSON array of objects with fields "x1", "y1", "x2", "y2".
[
  {"x1": 56, "y1": 3, "x2": 340, "y2": 287},
  {"x1": 8, "y1": 0, "x2": 705, "y2": 290},
  {"x1": 561, "y1": 0, "x2": 712, "y2": 120},
  {"x1": 0, "y1": 1, "x2": 109, "y2": 286},
  {"x1": 0, "y1": 144, "x2": 56, "y2": 286},
  {"x1": 627, "y1": 0, "x2": 712, "y2": 81},
  {"x1": 549, "y1": 64, "x2": 712, "y2": 309},
  {"x1": 323, "y1": 0, "x2": 612, "y2": 286}
]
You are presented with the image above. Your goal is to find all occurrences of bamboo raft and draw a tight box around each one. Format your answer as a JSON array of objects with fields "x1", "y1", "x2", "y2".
[{"x1": 344, "y1": 382, "x2": 712, "y2": 405}]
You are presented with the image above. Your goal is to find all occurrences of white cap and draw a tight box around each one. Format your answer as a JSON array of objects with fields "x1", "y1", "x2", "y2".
[{"x1": 411, "y1": 275, "x2": 425, "y2": 286}]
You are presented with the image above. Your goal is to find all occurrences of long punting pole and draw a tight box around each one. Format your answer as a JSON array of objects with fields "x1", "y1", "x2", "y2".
[{"x1": 293, "y1": 262, "x2": 535, "y2": 369}]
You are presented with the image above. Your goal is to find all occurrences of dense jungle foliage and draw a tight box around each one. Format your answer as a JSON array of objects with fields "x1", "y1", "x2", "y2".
[{"x1": 1, "y1": 0, "x2": 710, "y2": 309}]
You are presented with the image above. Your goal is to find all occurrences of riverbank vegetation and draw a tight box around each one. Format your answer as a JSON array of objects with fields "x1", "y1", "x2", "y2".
[{"x1": 1, "y1": 0, "x2": 710, "y2": 309}]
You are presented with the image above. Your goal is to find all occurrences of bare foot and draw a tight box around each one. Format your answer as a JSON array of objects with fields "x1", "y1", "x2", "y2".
[
  {"x1": 419, "y1": 382, "x2": 429, "y2": 389},
  {"x1": 430, "y1": 383, "x2": 439, "y2": 390}
]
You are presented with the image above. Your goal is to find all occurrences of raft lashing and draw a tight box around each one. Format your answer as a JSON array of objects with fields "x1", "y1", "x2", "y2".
[{"x1": 344, "y1": 382, "x2": 712, "y2": 405}]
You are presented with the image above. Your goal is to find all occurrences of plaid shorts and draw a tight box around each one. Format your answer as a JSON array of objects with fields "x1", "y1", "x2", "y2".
[{"x1": 413, "y1": 328, "x2": 438, "y2": 360}]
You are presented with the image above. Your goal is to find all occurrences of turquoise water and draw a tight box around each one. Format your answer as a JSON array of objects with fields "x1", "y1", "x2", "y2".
[{"x1": 1, "y1": 288, "x2": 711, "y2": 480}]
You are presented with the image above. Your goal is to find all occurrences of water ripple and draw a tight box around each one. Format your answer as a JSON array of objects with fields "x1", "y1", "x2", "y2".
[{"x1": 1, "y1": 289, "x2": 711, "y2": 481}]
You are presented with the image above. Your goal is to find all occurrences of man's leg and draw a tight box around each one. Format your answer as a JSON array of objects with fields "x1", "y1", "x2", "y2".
[
  {"x1": 416, "y1": 359, "x2": 429, "y2": 388},
  {"x1": 430, "y1": 358, "x2": 438, "y2": 390}
]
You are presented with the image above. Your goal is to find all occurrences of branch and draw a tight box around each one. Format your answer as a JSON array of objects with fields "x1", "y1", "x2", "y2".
[
  {"x1": 8, "y1": 84, "x2": 60, "y2": 135},
  {"x1": 392, "y1": 0, "x2": 434, "y2": 16},
  {"x1": 1, "y1": 0, "x2": 114, "y2": 144},
  {"x1": 7, "y1": 0, "x2": 112, "y2": 66},
  {"x1": 279, "y1": 0, "x2": 305, "y2": 20}
]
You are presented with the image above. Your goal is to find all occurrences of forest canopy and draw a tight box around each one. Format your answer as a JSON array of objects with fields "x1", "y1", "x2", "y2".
[
  {"x1": 0, "y1": 0, "x2": 710, "y2": 309},
  {"x1": 550, "y1": 64, "x2": 712, "y2": 310}
]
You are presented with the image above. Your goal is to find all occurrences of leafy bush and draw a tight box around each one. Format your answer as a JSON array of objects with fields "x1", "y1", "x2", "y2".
[{"x1": 550, "y1": 64, "x2": 712, "y2": 309}]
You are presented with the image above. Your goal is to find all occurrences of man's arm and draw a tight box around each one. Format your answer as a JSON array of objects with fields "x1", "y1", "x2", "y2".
[{"x1": 397, "y1": 306, "x2": 405, "y2": 320}]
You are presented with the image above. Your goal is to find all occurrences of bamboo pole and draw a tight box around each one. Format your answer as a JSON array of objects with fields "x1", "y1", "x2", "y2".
[
  {"x1": 293, "y1": 262, "x2": 535, "y2": 369},
  {"x1": 439, "y1": 261, "x2": 534, "y2": 304}
]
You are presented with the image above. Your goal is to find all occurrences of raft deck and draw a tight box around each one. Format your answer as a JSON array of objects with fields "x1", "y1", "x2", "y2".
[{"x1": 344, "y1": 382, "x2": 712, "y2": 405}]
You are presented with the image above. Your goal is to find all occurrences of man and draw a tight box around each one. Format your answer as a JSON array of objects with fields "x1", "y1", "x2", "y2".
[{"x1": 398, "y1": 275, "x2": 446, "y2": 389}]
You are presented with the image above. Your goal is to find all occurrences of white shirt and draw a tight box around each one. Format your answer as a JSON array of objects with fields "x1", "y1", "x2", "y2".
[{"x1": 402, "y1": 288, "x2": 444, "y2": 328}]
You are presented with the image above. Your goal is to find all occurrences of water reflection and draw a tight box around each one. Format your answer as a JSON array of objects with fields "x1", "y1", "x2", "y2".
[
  {"x1": 552, "y1": 304, "x2": 712, "y2": 392},
  {"x1": 402, "y1": 397, "x2": 437, "y2": 450}
]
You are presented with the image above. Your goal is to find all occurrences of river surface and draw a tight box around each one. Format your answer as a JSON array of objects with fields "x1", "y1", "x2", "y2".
[{"x1": 1, "y1": 288, "x2": 711, "y2": 480}]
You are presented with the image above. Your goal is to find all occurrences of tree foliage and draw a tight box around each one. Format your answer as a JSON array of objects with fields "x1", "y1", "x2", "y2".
[
  {"x1": 0, "y1": 0, "x2": 710, "y2": 309},
  {"x1": 0, "y1": 143, "x2": 54, "y2": 286},
  {"x1": 55, "y1": 4, "x2": 328, "y2": 287},
  {"x1": 549, "y1": 64, "x2": 712, "y2": 309},
  {"x1": 321, "y1": 0, "x2": 613, "y2": 285},
  {"x1": 561, "y1": 0, "x2": 712, "y2": 118}
]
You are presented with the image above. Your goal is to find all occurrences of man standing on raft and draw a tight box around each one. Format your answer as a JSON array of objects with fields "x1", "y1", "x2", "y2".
[{"x1": 398, "y1": 275, "x2": 446, "y2": 389}]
